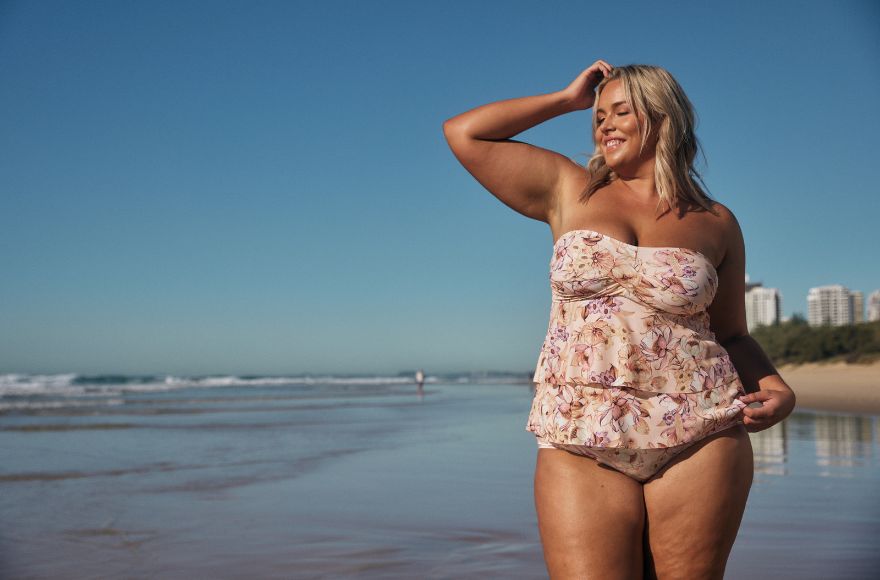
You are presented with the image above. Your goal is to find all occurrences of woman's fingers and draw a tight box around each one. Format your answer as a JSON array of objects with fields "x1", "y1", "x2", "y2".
[
  {"x1": 592, "y1": 60, "x2": 613, "y2": 74},
  {"x1": 743, "y1": 407, "x2": 770, "y2": 421},
  {"x1": 740, "y1": 390, "x2": 772, "y2": 404},
  {"x1": 564, "y1": 60, "x2": 613, "y2": 109},
  {"x1": 743, "y1": 414, "x2": 775, "y2": 430},
  {"x1": 743, "y1": 416, "x2": 767, "y2": 432},
  {"x1": 740, "y1": 387, "x2": 797, "y2": 432}
]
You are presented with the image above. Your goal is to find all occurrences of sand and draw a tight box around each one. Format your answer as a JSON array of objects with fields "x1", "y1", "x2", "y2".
[
  {"x1": 1, "y1": 377, "x2": 877, "y2": 577},
  {"x1": 775, "y1": 360, "x2": 880, "y2": 415}
]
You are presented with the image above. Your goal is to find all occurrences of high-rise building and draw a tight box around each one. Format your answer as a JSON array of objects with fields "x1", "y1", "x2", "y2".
[
  {"x1": 868, "y1": 290, "x2": 880, "y2": 322},
  {"x1": 744, "y1": 276, "x2": 782, "y2": 331},
  {"x1": 851, "y1": 290, "x2": 864, "y2": 323},
  {"x1": 807, "y1": 284, "x2": 853, "y2": 326}
]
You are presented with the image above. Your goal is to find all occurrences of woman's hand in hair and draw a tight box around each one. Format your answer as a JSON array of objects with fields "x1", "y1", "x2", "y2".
[{"x1": 560, "y1": 60, "x2": 613, "y2": 111}]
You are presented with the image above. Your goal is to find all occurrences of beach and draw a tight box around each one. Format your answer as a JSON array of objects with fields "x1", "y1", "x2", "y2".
[
  {"x1": 1, "y1": 373, "x2": 878, "y2": 578},
  {"x1": 776, "y1": 360, "x2": 880, "y2": 415}
]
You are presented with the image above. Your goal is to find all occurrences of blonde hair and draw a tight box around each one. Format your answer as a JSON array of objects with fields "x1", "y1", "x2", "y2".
[{"x1": 580, "y1": 64, "x2": 718, "y2": 216}]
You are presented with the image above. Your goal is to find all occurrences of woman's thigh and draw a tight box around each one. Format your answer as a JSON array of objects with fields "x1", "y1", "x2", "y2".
[
  {"x1": 642, "y1": 424, "x2": 754, "y2": 580},
  {"x1": 534, "y1": 447, "x2": 647, "y2": 580}
]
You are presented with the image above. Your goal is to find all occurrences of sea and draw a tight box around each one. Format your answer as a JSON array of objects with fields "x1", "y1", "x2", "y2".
[{"x1": 1, "y1": 372, "x2": 878, "y2": 579}]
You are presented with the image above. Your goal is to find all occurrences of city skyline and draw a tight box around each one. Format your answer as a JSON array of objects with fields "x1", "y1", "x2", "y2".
[{"x1": 745, "y1": 274, "x2": 878, "y2": 328}]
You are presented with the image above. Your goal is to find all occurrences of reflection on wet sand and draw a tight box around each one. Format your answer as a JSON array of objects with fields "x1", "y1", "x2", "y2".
[
  {"x1": 814, "y1": 413, "x2": 875, "y2": 473},
  {"x1": 748, "y1": 411, "x2": 878, "y2": 478},
  {"x1": 749, "y1": 420, "x2": 788, "y2": 476}
]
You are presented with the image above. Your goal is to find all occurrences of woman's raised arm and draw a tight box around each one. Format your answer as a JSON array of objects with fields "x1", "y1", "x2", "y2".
[{"x1": 442, "y1": 61, "x2": 612, "y2": 224}]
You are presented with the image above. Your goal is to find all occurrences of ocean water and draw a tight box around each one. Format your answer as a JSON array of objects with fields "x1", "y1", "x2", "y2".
[{"x1": 1, "y1": 374, "x2": 878, "y2": 579}]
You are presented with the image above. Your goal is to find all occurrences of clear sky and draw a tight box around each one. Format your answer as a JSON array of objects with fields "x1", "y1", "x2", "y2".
[{"x1": 1, "y1": 0, "x2": 878, "y2": 375}]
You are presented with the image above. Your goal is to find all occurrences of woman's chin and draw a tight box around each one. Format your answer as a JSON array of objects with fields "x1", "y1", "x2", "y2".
[
  {"x1": 604, "y1": 160, "x2": 623, "y2": 173},
  {"x1": 604, "y1": 158, "x2": 642, "y2": 177}
]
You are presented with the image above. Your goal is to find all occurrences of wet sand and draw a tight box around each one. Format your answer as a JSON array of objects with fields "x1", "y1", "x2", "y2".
[
  {"x1": 776, "y1": 360, "x2": 880, "y2": 415},
  {"x1": 1, "y1": 378, "x2": 878, "y2": 578}
]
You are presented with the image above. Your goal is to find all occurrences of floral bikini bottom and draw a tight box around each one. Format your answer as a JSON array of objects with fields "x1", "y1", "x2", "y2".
[
  {"x1": 528, "y1": 381, "x2": 748, "y2": 482},
  {"x1": 535, "y1": 423, "x2": 742, "y2": 482}
]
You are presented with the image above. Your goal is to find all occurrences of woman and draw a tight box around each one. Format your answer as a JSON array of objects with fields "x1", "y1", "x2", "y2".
[{"x1": 443, "y1": 61, "x2": 796, "y2": 579}]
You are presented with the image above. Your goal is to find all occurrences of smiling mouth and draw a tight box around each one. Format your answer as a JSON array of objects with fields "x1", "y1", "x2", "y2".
[{"x1": 605, "y1": 139, "x2": 625, "y2": 151}]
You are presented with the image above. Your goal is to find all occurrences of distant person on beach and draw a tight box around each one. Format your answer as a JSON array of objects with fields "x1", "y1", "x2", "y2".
[
  {"x1": 415, "y1": 369, "x2": 425, "y2": 389},
  {"x1": 443, "y1": 60, "x2": 796, "y2": 578}
]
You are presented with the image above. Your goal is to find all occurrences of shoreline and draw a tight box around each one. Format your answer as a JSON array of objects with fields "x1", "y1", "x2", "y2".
[{"x1": 774, "y1": 360, "x2": 880, "y2": 415}]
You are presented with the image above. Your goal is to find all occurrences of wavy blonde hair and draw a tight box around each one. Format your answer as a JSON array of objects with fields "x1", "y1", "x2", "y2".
[{"x1": 580, "y1": 64, "x2": 718, "y2": 216}]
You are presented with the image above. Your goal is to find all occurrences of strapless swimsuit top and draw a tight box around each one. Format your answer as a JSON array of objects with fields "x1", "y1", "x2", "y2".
[{"x1": 532, "y1": 229, "x2": 744, "y2": 394}]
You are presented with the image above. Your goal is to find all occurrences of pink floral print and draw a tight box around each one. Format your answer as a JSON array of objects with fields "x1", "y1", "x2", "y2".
[{"x1": 526, "y1": 229, "x2": 747, "y2": 451}]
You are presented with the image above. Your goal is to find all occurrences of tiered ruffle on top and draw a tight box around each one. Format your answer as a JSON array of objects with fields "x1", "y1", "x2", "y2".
[{"x1": 526, "y1": 229, "x2": 747, "y2": 449}]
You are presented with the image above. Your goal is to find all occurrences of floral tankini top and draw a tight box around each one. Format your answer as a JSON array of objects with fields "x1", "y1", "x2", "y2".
[{"x1": 526, "y1": 229, "x2": 748, "y2": 449}]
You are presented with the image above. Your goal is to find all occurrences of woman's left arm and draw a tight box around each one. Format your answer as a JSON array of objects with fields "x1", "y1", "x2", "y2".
[
  {"x1": 707, "y1": 205, "x2": 796, "y2": 432},
  {"x1": 721, "y1": 335, "x2": 796, "y2": 432}
]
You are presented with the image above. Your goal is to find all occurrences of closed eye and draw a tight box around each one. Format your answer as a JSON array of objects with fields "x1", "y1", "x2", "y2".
[{"x1": 597, "y1": 111, "x2": 629, "y2": 125}]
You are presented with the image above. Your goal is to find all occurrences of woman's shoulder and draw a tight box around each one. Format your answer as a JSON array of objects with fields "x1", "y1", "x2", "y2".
[
  {"x1": 696, "y1": 198, "x2": 738, "y2": 230},
  {"x1": 704, "y1": 200, "x2": 745, "y2": 260},
  {"x1": 702, "y1": 199, "x2": 740, "y2": 230}
]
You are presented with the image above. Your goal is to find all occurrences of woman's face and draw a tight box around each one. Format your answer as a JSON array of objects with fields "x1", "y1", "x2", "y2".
[{"x1": 594, "y1": 79, "x2": 657, "y2": 175}]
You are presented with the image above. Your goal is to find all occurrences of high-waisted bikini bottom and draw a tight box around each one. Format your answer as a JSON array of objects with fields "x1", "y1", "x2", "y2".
[{"x1": 528, "y1": 380, "x2": 747, "y2": 482}]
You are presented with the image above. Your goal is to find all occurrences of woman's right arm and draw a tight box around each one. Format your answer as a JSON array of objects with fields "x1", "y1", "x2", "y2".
[{"x1": 442, "y1": 60, "x2": 612, "y2": 225}]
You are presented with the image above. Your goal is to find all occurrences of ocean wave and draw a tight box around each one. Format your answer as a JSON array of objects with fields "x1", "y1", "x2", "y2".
[
  {"x1": 0, "y1": 372, "x2": 434, "y2": 398},
  {"x1": 0, "y1": 398, "x2": 126, "y2": 411}
]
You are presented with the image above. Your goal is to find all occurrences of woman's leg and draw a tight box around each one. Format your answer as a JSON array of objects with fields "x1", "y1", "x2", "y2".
[
  {"x1": 535, "y1": 447, "x2": 647, "y2": 580},
  {"x1": 642, "y1": 424, "x2": 754, "y2": 579}
]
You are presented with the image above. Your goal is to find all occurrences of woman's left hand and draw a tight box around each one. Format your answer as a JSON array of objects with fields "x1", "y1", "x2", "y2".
[{"x1": 738, "y1": 386, "x2": 797, "y2": 432}]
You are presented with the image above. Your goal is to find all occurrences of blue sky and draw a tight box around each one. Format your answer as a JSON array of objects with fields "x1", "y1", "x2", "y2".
[{"x1": 1, "y1": 0, "x2": 878, "y2": 375}]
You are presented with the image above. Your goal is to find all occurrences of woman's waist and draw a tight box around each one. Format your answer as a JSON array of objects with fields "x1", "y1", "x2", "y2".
[
  {"x1": 538, "y1": 319, "x2": 717, "y2": 347},
  {"x1": 532, "y1": 340, "x2": 743, "y2": 394}
]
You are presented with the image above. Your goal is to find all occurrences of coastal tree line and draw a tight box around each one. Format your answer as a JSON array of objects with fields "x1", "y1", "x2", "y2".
[{"x1": 750, "y1": 317, "x2": 880, "y2": 365}]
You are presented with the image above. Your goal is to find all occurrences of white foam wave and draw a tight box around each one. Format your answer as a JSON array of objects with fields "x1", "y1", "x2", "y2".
[
  {"x1": 0, "y1": 398, "x2": 126, "y2": 411},
  {"x1": 0, "y1": 373, "x2": 433, "y2": 398}
]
